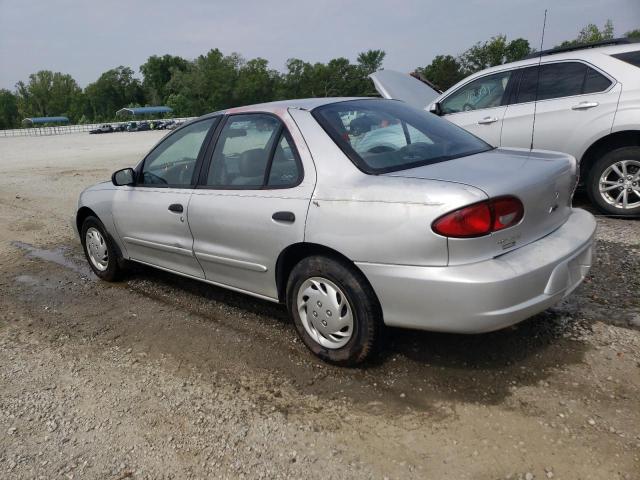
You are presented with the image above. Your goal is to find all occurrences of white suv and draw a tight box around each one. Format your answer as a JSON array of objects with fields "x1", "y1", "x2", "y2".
[{"x1": 371, "y1": 40, "x2": 640, "y2": 216}]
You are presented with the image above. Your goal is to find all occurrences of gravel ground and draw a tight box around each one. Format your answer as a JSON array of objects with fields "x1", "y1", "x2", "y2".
[{"x1": 0, "y1": 132, "x2": 639, "y2": 479}]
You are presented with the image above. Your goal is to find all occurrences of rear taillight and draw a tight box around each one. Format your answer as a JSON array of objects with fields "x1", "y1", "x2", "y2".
[{"x1": 432, "y1": 196, "x2": 524, "y2": 238}]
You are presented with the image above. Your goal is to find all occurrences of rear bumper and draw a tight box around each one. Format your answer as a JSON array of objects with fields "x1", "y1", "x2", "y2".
[{"x1": 356, "y1": 208, "x2": 596, "y2": 333}]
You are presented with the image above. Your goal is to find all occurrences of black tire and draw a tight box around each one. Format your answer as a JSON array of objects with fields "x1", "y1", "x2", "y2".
[
  {"x1": 586, "y1": 146, "x2": 640, "y2": 217},
  {"x1": 80, "y1": 216, "x2": 125, "y2": 281},
  {"x1": 286, "y1": 255, "x2": 383, "y2": 366}
]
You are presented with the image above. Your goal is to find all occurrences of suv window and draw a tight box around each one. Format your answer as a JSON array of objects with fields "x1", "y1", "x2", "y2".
[
  {"x1": 612, "y1": 50, "x2": 640, "y2": 68},
  {"x1": 206, "y1": 114, "x2": 301, "y2": 188},
  {"x1": 140, "y1": 117, "x2": 217, "y2": 186},
  {"x1": 440, "y1": 70, "x2": 512, "y2": 114},
  {"x1": 515, "y1": 62, "x2": 612, "y2": 103}
]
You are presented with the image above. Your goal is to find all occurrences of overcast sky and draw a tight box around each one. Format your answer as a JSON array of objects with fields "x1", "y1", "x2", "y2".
[{"x1": 0, "y1": 0, "x2": 638, "y2": 89}]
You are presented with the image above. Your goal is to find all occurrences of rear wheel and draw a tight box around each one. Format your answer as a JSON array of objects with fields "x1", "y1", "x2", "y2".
[
  {"x1": 81, "y1": 216, "x2": 125, "y2": 281},
  {"x1": 587, "y1": 147, "x2": 640, "y2": 216},
  {"x1": 286, "y1": 255, "x2": 383, "y2": 366}
]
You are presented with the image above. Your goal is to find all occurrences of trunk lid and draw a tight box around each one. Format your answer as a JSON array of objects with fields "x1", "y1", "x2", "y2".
[
  {"x1": 369, "y1": 70, "x2": 440, "y2": 110},
  {"x1": 385, "y1": 148, "x2": 578, "y2": 265}
]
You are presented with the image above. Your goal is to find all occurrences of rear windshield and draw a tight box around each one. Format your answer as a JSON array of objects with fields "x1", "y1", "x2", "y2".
[
  {"x1": 611, "y1": 50, "x2": 640, "y2": 68},
  {"x1": 312, "y1": 99, "x2": 491, "y2": 174}
]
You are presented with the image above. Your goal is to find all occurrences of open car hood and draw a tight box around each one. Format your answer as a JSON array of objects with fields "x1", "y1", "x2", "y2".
[{"x1": 369, "y1": 70, "x2": 440, "y2": 110}]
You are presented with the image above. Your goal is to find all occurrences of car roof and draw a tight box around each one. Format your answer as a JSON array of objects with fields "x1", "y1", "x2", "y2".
[{"x1": 203, "y1": 97, "x2": 370, "y2": 117}]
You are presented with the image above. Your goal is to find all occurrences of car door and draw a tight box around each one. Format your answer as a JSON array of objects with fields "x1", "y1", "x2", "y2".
[
  {"x1": 437, "y1": 69, "x2": 515, "y2": 147},
  {"x1": 112, "y1": 117, "x2": 219, "y2": 278},
  {"x1": 528, "y1": 61, "x2": 620, "y2": 156},
  {"x1": 188, "y1": 113, "x2": 315, "y2": 300}
]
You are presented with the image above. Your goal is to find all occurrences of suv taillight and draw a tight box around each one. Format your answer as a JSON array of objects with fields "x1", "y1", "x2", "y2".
[{"x1": 432, "y1": 196, "x2": 524, "y2": 238}]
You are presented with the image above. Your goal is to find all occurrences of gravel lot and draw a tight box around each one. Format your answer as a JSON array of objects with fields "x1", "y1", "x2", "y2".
[{"x1": 0, "y1": 132, "x2": 639, "y2": 479}]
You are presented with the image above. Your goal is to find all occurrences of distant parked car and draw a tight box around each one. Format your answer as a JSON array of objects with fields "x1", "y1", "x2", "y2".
[
  {"x1": 371, "y1": 38, "x2": 640, "y2": 216},
  {"x1": 166, "y1": 120, "x2": 180, "y2": 130},
  {"x1": 150, "y1": 120, "x2": 166, "y2": 130},
  {"x1": 113, "y1": 123, "x2": 127, "y2": 132},
  {"x1": 76, "y1": 98, "x2": 595, "y2": 365},
  {"x1": 137, "y1": 121, "x2": 150, "y2": 132},
  {"x1": 89, "y1": 124, "x2": 114, "y2": 134}
]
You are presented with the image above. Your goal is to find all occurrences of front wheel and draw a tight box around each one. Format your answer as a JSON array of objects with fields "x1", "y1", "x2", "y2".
[
  {"x1": 81, "y1": 216, "x2": 126, "y2": 281},
  {"x1": 587, "y1": 147, "x2": 640, "y2": 216},
  {"x1": 286, "y1": 255, "x2": 383, "y2": 366}
]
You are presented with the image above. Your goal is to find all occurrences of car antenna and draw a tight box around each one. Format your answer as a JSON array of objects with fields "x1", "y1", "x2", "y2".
[{"x1": 530, "y1": 8, "x2": 548, "y2": 151}]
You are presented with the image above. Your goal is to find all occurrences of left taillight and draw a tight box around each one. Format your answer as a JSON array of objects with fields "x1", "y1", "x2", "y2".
[{"x1": 432, "y1": 196, "x2": 524, "y2": 238}]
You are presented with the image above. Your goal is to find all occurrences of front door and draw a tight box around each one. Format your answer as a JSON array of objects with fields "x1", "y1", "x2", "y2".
[
  {"x1": 188, "y1": 113, "x2": 314, "y2": 299},
  {"x1": 112, "y1": 117, "x2": 218, "y2": 277},
  {"x1": 439, "y1": 69, "x2": 515, "y2": 147}
]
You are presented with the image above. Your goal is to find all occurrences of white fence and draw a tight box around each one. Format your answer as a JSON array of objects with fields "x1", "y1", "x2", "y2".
[{"x1": 0, "y1": 118, "x2": 195, "y2": 138}]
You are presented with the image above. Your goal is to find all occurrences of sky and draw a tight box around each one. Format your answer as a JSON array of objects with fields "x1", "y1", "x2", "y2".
[{"x1": 0, "y1": 0, "x2": 638, "y2": 89}]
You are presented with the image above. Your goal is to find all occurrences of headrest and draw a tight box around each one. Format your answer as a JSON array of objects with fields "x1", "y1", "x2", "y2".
[{"x1": 238, "y1": 148, "x2": 267, "y2": 177}]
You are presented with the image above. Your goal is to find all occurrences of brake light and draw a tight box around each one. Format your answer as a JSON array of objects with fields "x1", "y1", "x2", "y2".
[{"x1": 432, "y1": 196, "x2": 524, "y2": 238}]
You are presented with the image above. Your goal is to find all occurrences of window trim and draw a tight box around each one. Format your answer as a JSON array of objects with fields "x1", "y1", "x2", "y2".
[
  {"x1": 196, "y1": 112, "x2": 304, "y2": 191},
  {"x1": 134, "y1": 116, "x2": 221, "y2": 189}
]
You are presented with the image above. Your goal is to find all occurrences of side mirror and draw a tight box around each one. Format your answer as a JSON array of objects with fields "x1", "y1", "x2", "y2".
[
  {"x1": 112, "y1": 168, "x2": 136, "y2": 186},
  {"x1": 429, "y1": 102, "x2": 443, "y2": 116}
]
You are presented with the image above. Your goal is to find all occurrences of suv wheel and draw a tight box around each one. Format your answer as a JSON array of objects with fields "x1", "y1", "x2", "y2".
[
  {"x1": 81, "y1": 216, "x2": 126, "y2": 281},
  {"x1": 587, "y1": 146, "x2": 640, "y2": 216},
  {"x1": 286, "y1": 255, "x2": 383, "y2": 366}
]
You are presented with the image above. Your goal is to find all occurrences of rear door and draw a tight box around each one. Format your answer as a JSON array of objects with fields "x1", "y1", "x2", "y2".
[
  {"x1": 529, "y1": 61, "x2": 619, "y2": 157},
  {"x1": 188, "y1": 113, "x2": 315, "y2": 299},
  {"x1": 437, "y1": 69, "x2": 515, "y2": 146},
  {"x1": 112, "y1": 117, "x2": 218, "y2": 277}
]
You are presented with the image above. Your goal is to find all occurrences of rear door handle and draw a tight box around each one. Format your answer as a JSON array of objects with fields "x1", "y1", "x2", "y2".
[
  {"x1": 272, "y1": 211, "x2": 295, "y2": 223},
  {"x1": 168, "y1": 203, "x2": 184, "y2": 213},
  {"x1": 477, "y1": 116, "x2": 499, "y2": 125},
  {"x1": 571, "y1": 101, "x2": 599, "y2": 110}
]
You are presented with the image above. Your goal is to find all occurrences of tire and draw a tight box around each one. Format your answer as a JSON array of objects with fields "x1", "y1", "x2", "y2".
[
  {"x1": 586, "y1": 146, "x2": 640, "y2": 216},
  {"x1": 80, "y1": 216, "x2": 125, "y2": 281},
  {"x1": 286, "y1": 255, "x2": 383, "y2": 366}
]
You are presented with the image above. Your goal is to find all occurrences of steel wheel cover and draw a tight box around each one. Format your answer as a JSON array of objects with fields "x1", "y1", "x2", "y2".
[
  {"x1": 296, "y1": 277, "x2": 354, "y2": 349},
  {"x1": 598, "y1": 160, "x2": 640, "y2": 209},
  {"x1": 85, "y1": 227, "x2": 109, "y2": 271}
]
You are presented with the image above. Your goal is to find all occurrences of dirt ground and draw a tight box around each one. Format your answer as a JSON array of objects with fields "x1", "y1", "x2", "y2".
[{"x1": 0, "y1": 131, "x2": 639, "y2": 480}]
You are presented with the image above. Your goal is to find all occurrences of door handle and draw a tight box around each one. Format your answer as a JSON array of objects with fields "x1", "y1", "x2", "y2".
[
  {"x1": 272, "y1": 211, "x2": 295, "y2": 223},
  {"x1": 477, "y1": 116, "x2": 499, "y2": 125},
  {"x1": 168, "y1": 203, "x2": 184, "y2": 213},
  {"x1": 571, "y1": 101, "x2": 599, "y2": 110}
]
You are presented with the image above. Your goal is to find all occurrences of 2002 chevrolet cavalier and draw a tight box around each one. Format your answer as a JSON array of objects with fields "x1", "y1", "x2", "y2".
[{"x1": 75, "y1": 98, "x2": 596, "y2": 365}]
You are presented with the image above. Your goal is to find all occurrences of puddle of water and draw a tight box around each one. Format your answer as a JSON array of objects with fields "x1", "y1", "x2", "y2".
[{"x1": 11, "y1": 241, "x2": 92, "y2": 276}]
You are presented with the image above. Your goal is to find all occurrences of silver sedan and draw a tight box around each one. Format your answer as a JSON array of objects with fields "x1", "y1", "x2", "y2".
[{"x1": 75, "y1": 98, "x2": 596, "y2": 365}]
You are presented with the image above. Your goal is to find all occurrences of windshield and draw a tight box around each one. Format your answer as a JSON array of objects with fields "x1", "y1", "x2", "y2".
[{"x1": 312, "y1": 99, "x2": 491, "y2": 174}]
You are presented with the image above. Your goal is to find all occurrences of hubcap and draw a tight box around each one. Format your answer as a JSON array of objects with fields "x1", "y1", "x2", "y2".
[
  {"x1": 599, "y1": 160, "x2": 640, "y2": 209},
  {"x1": 296, "y1": 277, "x2": 354, "y2": 349},
  {"x1": 85, "y1": 227, "x2": 109, "y2": 271}
]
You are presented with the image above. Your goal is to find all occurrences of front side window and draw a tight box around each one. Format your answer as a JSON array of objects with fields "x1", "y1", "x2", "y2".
[
  {"x1": 440, "y1": 71, "x2": 512, "y2": 114},
  {"x1": 313, "y1": 99, "x2": 491, "y2": 174},
  {"x1": 206, "y1": 114, "x2": 301, "y2": 188},
  {"x1": 140, "y1": 118, "x2": 217, "y2": 186}
]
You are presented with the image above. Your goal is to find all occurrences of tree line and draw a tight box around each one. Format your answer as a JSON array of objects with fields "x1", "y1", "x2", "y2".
[{"x1": 0, "y1": 21, "x2": 637, "y2": 129}]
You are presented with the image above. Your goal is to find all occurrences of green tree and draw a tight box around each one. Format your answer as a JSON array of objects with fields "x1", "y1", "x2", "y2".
[
  {"x1": 557, "y1": 19, "x2": 614, "y2": 47},
  {"x1": 140, "y1": 54, "x2": 189, "y2": 105},
  {"x1": 417, "y1": 55, "x2": 466, "y2": 91},
  {"x1": 15, "y1": 70, "x2": 83, "y2": 122},
  {"x1": 234, "y1": 58, "x2": 281, "y2": 105},
  {"x1": 84, "y1": 66, "x2": 145, "y2": 120},
  {"x1": 625, "y1": 28, "x2": 640, "y2": 39},
  {"x1": 0, "y1": 89, "x2": 19, "y2": 128},
  {"x1": 357, "y1": 49, "x2": 386, "y2": 75},
  {"x1": 460, "y1": 35, "x2": 532, "y2": 74}
]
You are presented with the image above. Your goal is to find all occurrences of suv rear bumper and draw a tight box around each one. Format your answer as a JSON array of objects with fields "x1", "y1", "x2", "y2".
[{"x1": 356, "y1": 208, "x2": 596, "y2": 333}]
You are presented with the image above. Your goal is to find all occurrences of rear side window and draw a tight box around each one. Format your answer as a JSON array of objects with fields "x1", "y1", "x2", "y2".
[
  {"x1": 205, "y1": 114, "x2": 301, "y2": 189},
  {"x1": 514, "y1": 62, "x2": 612, "y2": 103},
  {"x1": 612, "y1": 50, "x2": 640, "y2": 67},
  {"x1": 313, "y1": 99, "x2": 491, "y2": 174}
]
